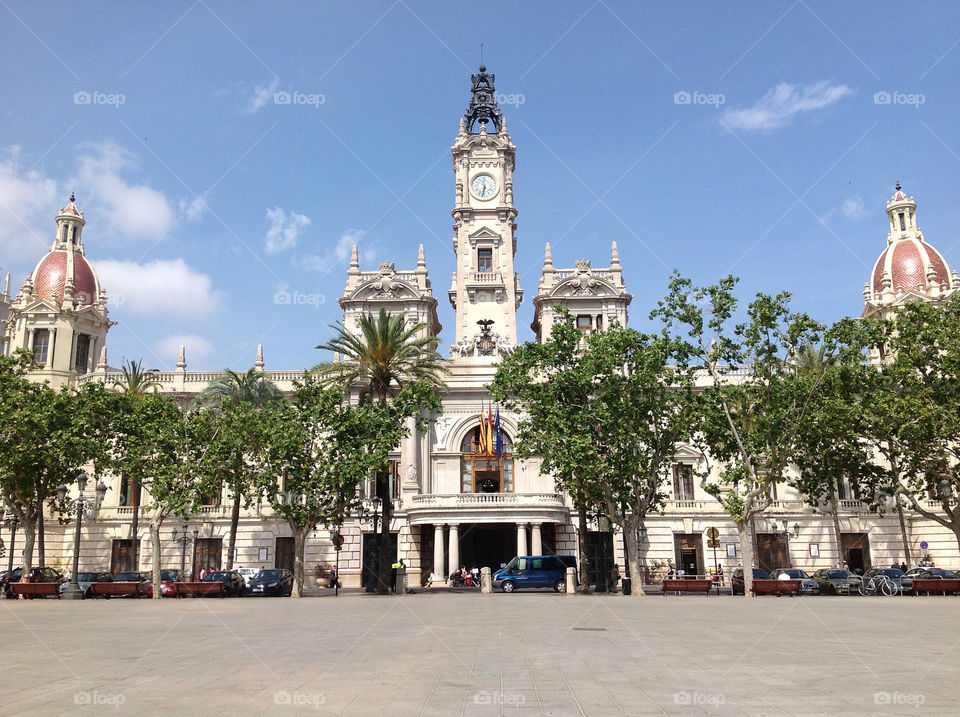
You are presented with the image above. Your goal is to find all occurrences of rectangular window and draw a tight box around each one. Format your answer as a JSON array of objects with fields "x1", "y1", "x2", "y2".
[
  {"x1": 837, "y1": 474, "x2": 857, "y2": 501},
  {"x1": 33, "y1": 329, "x2": 50, "y2": 364},
  {"x1": 576, "y1": 315, "x2": 592, "y2": 348},
  {"x1": 74, "y1": 334, "x2": 90, "y2": 374},
  {"x1": 369, "y1": 460, "x2": 400, "y2": 501},
  {"x1": 477, "y1": 248, "x2": 493, "y2": 273},
  {"x1": 899, "y1": 212, "x2": 906, "y2": 231},
  {"x1": 673, "y1": 464, "x2": 694, "y2": 501}
]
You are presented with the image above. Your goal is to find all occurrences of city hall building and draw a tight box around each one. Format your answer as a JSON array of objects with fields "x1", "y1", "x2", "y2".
[{"x1": 2, "y1": 68, "x2": 958, "y2": 588}]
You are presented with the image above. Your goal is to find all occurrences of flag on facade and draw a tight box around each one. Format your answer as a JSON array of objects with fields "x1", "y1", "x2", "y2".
[
  {"x1": 495, "y1": 406, "x2": 502, "y2": 459},
  {"x1": 479, "y1": 401, "x2": 488, "y2": 454},
  {"x1": 487, "y1": 403, "x2": 495, "y2": 456}
]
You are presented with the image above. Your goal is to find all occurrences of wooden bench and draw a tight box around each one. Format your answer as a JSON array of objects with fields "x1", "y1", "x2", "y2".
[
  {"x1": 91, "y1": 582, "x2": 145, "y2": 598},
  {"x1": 661, "y1": 578, "x2": 713, "y2": 595},
  {"x1": 908, "y1": 578, "x2": 960, "y2": 596},
  {"x1": 175, "y1": 581, "x2": 225, "y2": 598},
  {"x1": 751, "y1": 579, "x2": 801, "y2": 596},
  {"x1": 10, "y1": 582, "x2": 61, "y2": 599}
]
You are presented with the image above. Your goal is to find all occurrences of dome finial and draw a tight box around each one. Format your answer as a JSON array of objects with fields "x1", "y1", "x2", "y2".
[
  {"x1": 70, "y1": 190, "x2": 76, "y2": 203},
  {"x1": 895, "y1": 180, "x2": 901, "y2": 192}
]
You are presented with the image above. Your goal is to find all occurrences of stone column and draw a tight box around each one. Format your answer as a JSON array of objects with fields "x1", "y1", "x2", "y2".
[
  {"x1": 517, "y1": 523, "x2": 528, "y2": 556},
  {"x1": 433, "y1": 525, "x2": 445, "y2": 578},
  {"x1": 448, "y1": 524, "x2": 459, "y2": 577},
  {"x1": 531, "y1": 523, "x2": 543, "y2": 555}
]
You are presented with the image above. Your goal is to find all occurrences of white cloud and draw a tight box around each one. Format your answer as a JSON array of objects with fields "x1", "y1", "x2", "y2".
[
  {"x1": 73, "y1": 141, "x2": 175, "y2": 240},
  {"x1": 721, "y1": 81, "x2": 853, "y2": 132},
  {"x1": 265, "y1": 206, "x2": 311, "y2": 254},
  {"x1": 841, "y1": 196, "x2": 868, "y2": 220},
  {"x1": 178, "y1": 195, "x2": 207, "y2": 222},
  {"x1": 96, "y1": 258, "x2": 223, "y2": 316},
  {"x1": 0, "y1": 146, "x2": 61, "y2": 258},
  {"x1": 296, "y1": 229, "x2": 369, "y2": 273},
  {"x1": 244, "y1": 77, "x2": 279, "y2": 114},
  {"x1": 154, "y1": 334, "x2": 214, "y2": 363}
]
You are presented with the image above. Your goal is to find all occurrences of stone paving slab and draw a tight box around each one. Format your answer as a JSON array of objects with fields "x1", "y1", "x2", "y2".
[{"x1": 1, "y1": 593, "x2": 958, "y2": 716}]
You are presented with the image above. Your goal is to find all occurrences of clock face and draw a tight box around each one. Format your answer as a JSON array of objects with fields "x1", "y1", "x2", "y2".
[{"x1": 471, "y1": 174, "x2": 497, "y2": 200}]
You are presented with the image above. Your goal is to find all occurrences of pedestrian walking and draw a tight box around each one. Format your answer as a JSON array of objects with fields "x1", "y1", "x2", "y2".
[
  {"x1": 199, "y1": 566, "x2": 207, "y2": 580},
  {"x1": 716, "y1": 564, "x2": 724, "y2": 585},
  {"x1": 609, "y1": 564, "x2": 621, "y2": 593}
]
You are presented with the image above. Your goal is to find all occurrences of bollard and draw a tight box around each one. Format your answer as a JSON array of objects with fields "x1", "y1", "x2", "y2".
[
  {"x1": 566, "y1": 567, "x2": 576, "y2": 594},
  {"x1": 397, "y1": 568, "x2": 407, "y2": 595},
  {"x1": 481, "y1": 566, "x2": 492, "y2": 593}
]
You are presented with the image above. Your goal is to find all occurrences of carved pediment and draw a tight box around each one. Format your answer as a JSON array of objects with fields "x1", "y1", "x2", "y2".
[
  {"x1": 350, "y1": 279, "x2": 419, "y2": 301},
  {"x1": 550, "y1": 275, "x2": 618, "y2": 298},
  {"x1": 468, "y1": 226, "x2": 502, "y2": 246}
]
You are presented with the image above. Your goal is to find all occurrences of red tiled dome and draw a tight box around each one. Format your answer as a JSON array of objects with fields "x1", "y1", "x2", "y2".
[
  {"x1": 871, "y1": 239, "x2": 950, "y2": 296},
  {"x1": 33, "y1": 251, "x2": 98, "y2": 306}
]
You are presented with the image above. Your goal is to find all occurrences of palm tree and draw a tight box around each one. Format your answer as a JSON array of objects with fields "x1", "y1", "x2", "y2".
[
  {"x1": 198, "y1": 369, "x2": 282, "y2": 569},
  {"x1": 111, "y1": 359, "x2": 163, "y2": 570},
  {"x1": 314, "y1": 308, "x2": 447, "y2": 594}
]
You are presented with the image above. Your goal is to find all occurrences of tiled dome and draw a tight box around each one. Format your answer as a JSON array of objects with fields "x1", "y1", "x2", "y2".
[{"x1": 32, "y1": 251, "x2": 98, "y2": 306}]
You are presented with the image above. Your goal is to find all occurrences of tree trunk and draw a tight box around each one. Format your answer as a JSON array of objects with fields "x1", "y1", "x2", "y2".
[
  {"x1": 829, "y1": 482, "x2": 843, "y2": 566},
  {"x1": 737, "y1": 520, "x2": 756, "y2": 597},
  {"x1": 622, "y1": 518, "x2": 645, "y2": 598},
  {"x1": 576, "y1": 502, "x2": 591, "y2": 594},
  {"x1": 37, "y1": 508, "x2": 45, "y2": 566},
  {"x1": 291, "y1": 526, "x2": 308, "y2": 598},
  {"x1": 896, "y1": 501, "x2": 911, "y2": 569},
  {"x1": 20, "y1": 514, "x2": 36, "y2": 580},
  {"x1": 150, "y1": 521, "x2": 163, "y2": 600},
  {"x1": 226, "y1": 490, "x2": 241, "y2": 570},
  {"x1": 130, "y1": 474, "x2": 141, "y2": 570},
  {"x1": 377, "y1": 472, "x2": 392, "y2": 595}
]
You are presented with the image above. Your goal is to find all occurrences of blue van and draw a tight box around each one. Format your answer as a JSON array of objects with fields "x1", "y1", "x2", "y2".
[{"x1": 493, "y1": 555, "x2": 577, "y2": 593}]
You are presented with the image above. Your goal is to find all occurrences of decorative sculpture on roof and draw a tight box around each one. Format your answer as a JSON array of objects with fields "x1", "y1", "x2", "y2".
[
  {"x1": 373, "y1": 262, "x2": 398, "y2": 297},
  {"x1": 571, "y1": 259, "x2": 600, "y2": 295}
]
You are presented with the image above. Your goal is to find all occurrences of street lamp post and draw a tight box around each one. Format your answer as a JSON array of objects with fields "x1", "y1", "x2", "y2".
[
  {"x1": 331, "y1": 530, "x2": 344, "y2": 597},
  {"x1": 1, "y1": 504, "x2": 24, "y2": 599},
  {"x1": 172, "y1": 524, "x2": 199, "y2": 576},
  {"x1": 360, "y1": 498, "x2": 382, "y2": 592},
  {"x1": 55, "y1": 471, "x2": 108, "y2": 600},
  {"x1": 769, "y1": 519, "x2": 800, "y2": 568}
]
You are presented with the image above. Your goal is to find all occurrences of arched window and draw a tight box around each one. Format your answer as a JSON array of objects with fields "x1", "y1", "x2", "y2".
[{"x1": 460, "y1": 426, "x2": 514, "y2": 493}]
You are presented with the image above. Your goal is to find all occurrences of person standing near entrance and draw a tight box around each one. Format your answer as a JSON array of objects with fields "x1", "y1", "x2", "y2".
[
  {"x1": 609, "y1": 564, "x2": 621, "y2": 593},
  {"x1": 199, "y1": 566, "x2": 207, "y2": 581},
  {"x1": 390, "y1": 560, "x2": 401, "y2": 593}
]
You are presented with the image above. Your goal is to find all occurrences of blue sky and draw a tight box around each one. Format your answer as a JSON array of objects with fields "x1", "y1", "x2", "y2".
[{"x1": 1, "y1": 1, "x2": 958, "y2": 371}]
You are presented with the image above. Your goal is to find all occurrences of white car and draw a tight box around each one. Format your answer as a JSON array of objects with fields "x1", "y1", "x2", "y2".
[{"x1": 236, "y1": 568, "x2": 258, "y2": 587}]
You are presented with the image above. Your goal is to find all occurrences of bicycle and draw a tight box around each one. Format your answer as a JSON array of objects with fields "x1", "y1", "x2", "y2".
[{"x1": 857, "y1": 575, "x2": 896, "y2": 596}]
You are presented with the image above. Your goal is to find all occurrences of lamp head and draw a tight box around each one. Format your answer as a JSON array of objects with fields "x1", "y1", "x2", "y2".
[
  {"x1": 56, "y1": 483, "x2": 69, "y2": 504},
  {"x1": 75, "y1": 470, "x2": 88, "y2": 491},
  {"x1": 95, "y1": 480, "x2": 108, "y2": 506}
]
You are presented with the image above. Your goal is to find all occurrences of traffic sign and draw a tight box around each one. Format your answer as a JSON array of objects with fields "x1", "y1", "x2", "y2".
[
  {"x1": 706, "y1": 527, "x2": 719, "y2": 540},
  {"x1": 920, "y1": 540, "x2": 929, "y2": 550},
  {"x1": 707, "y1": 539, "x2": 719, "y2": 548}
]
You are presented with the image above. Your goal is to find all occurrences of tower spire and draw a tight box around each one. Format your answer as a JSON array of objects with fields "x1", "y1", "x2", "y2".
[
  {"x1": 464, "y1": 64, "x2": 503, "y2": 134},
  {"x1": 255, "y1": 344, "x2": 264, "y2": 370}
]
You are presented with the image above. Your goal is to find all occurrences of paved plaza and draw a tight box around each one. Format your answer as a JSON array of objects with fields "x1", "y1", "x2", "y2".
[{"x1": 1, "y1": 592, "x2": 958, "y2": 716}]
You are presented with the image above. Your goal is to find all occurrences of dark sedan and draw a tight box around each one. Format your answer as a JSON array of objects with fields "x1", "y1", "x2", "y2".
[
  {"x1": 246, "y1": 569, "x2": 293, "y2": 597},
  {"x1": 60, "y1": 571, "x2": 113, "y2": 599},
  {"x1": 731, "y1": 567, "x2": 771, "y2": 595},
  {"x1": 202, "y1": 570, "x2": 246, "y2": 597},
  {"x1": 811, "y1": 569, "x2": 862, "y2": 595},
  {"x1": 1, "y1": 566, "x2": 64, "y2": 598},
  {"x1": 770, "y1": 568, "x2": 820, "y2": 595}
]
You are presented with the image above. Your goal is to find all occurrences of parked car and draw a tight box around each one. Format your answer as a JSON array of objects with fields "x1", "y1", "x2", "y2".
[
  {"x1": 202, "y1": 570, "x2": 246, "y2": 597},
  {"x1": 246, "y1": 569, "x2": 293, "y2": 597},
  {"x1": 493, "y1": 555, "x2": 575, "y2": 593},
  {"x1": 60, "y1": 571, "x2": 113, "y2": 599},
  {"x1": 1, "y1": 566, "x2": 64, "y2": 598},
  {"x1": 860, "y1": 567, "x2": 912, "y2": 595},
  {"x1": 236, "y1": 567, "x2": 258, "y2": 587},
  {"x1": 146, "y1": 569, "x2": 186, "y2": 598},
  {"x1": 904, "y1": 567, "x2": 959, "y2": 580},
  {"x1": 769, "y1": 568, "x2": 820, "y2": 595},
  {"x1": 811, "y1": 569, "x2": 862, "y2": 595},
  {"x1": 112, "y1": 571, "x2": 151, "y2": 597},
  {"x1": 731, "y1": 567, "x2": 771, "y2": 595}
]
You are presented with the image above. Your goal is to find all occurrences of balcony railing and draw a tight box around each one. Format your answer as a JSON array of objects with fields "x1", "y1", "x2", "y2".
[{"x1": 409, "y1": 493, "x2": 565, "y2": 508}]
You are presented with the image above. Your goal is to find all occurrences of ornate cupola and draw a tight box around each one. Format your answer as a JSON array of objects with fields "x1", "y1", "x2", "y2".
[
  {"x1": 463, "y1": 65, "x2": 503, "y2": 134},
  {"x1": 2, "y1": 195, "x2": 113, "y2": 386},
  {"x1": 863, "y1": 183, "x2": 957, "y2": 319}
]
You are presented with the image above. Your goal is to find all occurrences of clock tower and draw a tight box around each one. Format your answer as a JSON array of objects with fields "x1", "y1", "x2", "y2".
[{"x1": 448, "y1": 65, "x2": 521, "y2": 357}]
